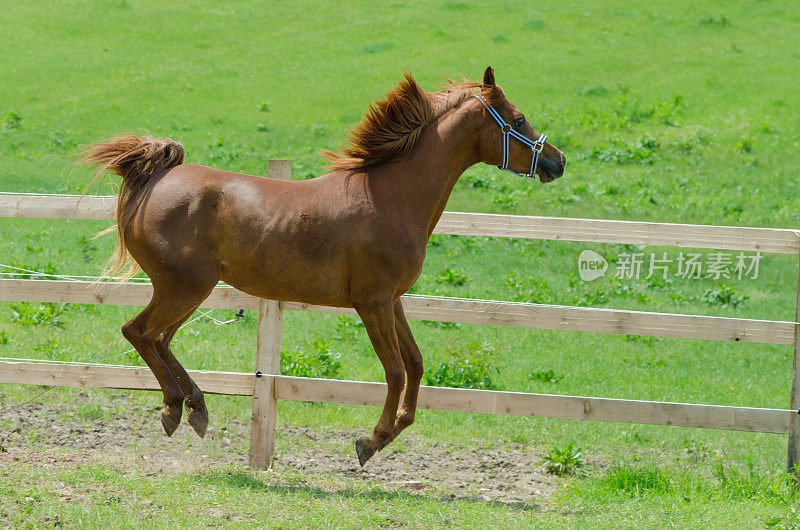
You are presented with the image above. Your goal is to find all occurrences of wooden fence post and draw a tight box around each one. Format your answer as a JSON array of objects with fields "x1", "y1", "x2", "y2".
[
  {"x1": 248, "y1": 159, "x2": 290, "y2": 470},
  {"x1": 788, "y1": 243, "x2": 800, "y2": 479}
]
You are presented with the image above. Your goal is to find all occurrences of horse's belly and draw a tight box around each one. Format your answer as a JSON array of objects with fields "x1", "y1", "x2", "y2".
[{"x1": 219, "y1": 253, "x2": 352, "y2": 308}]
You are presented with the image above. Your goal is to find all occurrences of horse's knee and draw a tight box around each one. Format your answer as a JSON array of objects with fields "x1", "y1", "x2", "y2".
[
  {"x1": 122, "y1": 319, "x2": 160, "y2": 346},
  {"x1": 121, "y1": 320, "x2": 139, "y2": 343}
]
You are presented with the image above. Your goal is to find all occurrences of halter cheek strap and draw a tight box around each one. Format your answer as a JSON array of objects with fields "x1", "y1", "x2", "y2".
[{"x1": 473, "y1": 94, "x2": 547, "y2": 180}]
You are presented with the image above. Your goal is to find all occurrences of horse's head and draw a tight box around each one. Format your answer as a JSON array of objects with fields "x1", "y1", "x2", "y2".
[{"x1": 473, "y1": 67, "x2": 566, "y2": 183}]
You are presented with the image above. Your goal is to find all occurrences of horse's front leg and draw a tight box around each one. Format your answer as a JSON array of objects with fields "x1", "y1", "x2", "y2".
[
  {"x1": 392, "y1": 300, "x2": 423, "y2": 437},
  {"x1": 353, "y1": 300, "x2": 405, "y2": 466}
]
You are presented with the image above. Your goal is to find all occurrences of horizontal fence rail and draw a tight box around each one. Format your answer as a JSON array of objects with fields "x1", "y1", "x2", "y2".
[
  {"x1": 0, "y1": 360, "x2": 791, "y2": 434},
  {"x1": 0, "y1": 278, "x2": 794, "y2": 345},
  {"x1": 2, "y1": 193, "x2": 798, "y2": 253}
]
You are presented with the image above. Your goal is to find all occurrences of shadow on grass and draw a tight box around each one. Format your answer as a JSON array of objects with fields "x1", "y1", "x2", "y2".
[{"x1": 192, "y1": 470, "x2": 539, "y2": 511}]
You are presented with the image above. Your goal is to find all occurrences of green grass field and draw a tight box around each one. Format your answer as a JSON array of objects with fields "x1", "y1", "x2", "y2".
[{"x1": 2, "y1": 0, "x2": 800, "y2": 527}]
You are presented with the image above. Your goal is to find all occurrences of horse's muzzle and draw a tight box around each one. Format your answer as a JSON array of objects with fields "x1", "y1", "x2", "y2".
[{"x1": 539, "y1": 152, "x2": 566, "y2": 183}]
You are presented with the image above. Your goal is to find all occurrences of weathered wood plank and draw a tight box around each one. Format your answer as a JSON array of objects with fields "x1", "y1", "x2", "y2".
[
  {"x1": 0, "y1": 360, "x2": 253, "y2": 395},
  {"x1": 435, "y1": 211, "x2": 800, "y2": 254},
  {"x1": 0, "y1": 279, "x2": 792, "y2": 344},
  {"x1": 0, "y1": 194, "x2": 115, "y2": 221},
  {"x1": 2, "y1": 193, "x2": 796, "y2": 254},
  {"x1": 274, "y1": 375, "x2": 792, "y2": 434},
  {"x1": 0, "y1": 362, "x2": 789, "y2": 434}
]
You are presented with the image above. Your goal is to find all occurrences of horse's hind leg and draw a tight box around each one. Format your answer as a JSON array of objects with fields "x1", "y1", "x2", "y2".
[
  {"x1": 155, "y1": 309, "x2": 210, "y2": 437},
  {"x1": 122, "y1": 302, "x2": 187, "y2": 436},
  {"x1": 122, "y1": 278, "x2": 216, "y2": 436}
]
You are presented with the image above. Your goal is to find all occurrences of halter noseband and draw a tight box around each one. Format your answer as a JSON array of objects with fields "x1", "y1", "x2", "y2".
[{"x1": 473, "y1": 94, "x2": 547, "y2": 180}]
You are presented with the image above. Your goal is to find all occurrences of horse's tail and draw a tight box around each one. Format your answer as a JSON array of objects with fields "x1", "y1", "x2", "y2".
[{"x1": 79, "y1": 135, "x2": 185, "y2": 282}]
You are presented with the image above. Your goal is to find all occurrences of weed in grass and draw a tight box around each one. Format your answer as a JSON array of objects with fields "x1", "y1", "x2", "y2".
[
  {"x1": 361, "y1": 42, "x2": 394, "y2": 54},
  {"x1": 78, "y1": 235, "x2": 97, "y2": 263},
  {"x1": 592, "y1": 465, "x2": 675, "y2": 496},
  {"x1": 572, "y1": 288, "x2": 609, "y2": 307},
  {"x1": 333, "y1": 315, "x2": 364, "y2": 342},
  {"x1": 257, "y1": 123, "x2": 269, "y2": 133},
  {"x1": 33, "y1": 337, "x2": 65, "y2": 356},
  {"x1": 463, "y1": 173, "x2": 496, "y2": 190},
  {"x1": 502, "y1": 272, "x2": 555, "y2": 303},
  {"x1": 644, "y1": 275, "x2": 673, "y2": 290},
  {"x1": 281, "y1": 337, "x2": 343, "y2": 379},
  {"x1": 424, "y1": 341, "x2": 500, "y2": 390},
  {"x1": 523, "y1": 19, "x2": 544, "y2": 30},
  {"x1": 424, "y1": 357, "x2": 498, "y2": 390},
  {"x1": 529, "y1": 369, "x2": 564, "y2": 383},
  {"x1": 420, "y1": 320, "x2": 462, "y2": 330},
  {"x1": 591, "y1": 135, "x2": 660, "y2": 165},
  {"x1": 0, "y1": 332, "x2": 6, "y2": 345},
  {"x1": 441, "y1": 1, "x2": 468, "y2": 10},
  {"x1": 577, "y1": 85, "x2": 608, "y2": 97},
  {"x1": 1, "y1": 112, "x2": 22, "y2": 130},
  {"x1": 736, "y1": 136, "x2": 754, "y2": 153},
  {"x1": 702, "y1": 284, "x2": 748, "y2": 308},
  {"x1": 620, "y1": 426, "x2": 650, "y2": 444},
  {"x1": 574, "y1": 461, "x2": 798, "y2": 509},
  {"x1": 622, "y1": 357, "x2": 665, "y2": 369},
  {"x1": 76, "y1": 403, "x2": 104, "y2": 421},
  {"x1": 712, "y1": 460, "x2": 797, "y2": 504},
  {"x1": 436, "y1": 267, "x2": 468, "y2": 287},
  {"x1": 492, "y1": 34, "x2": 508, "y2": 44},
  {"x1": 258, "y1": 101, "x2": 270, "y2": 112},
  {"x1": 683, "y1": 440, "x2": 722, "y2": 461},
  {"x1": 699, "y1": 14, "x2": 730, "y2": 27},
  {"x1": 10, "y1": 303, "x2": 66, "y2": 328},
  {"x1": 506, "y1": 238, "x2": 545, "y2": 258},
  {"x1": 610, "y1": 88, "x2": 684, "y2": 126},
  {"x1": 458, "y1": 235, "x2": 485, "y2": 251},
  {"x1": 619, "y1": 334, "x2": 663, "y2": 345},
  {"x1": 492, "y1": 192, "x2": 518, "y2": 211},
  {"x1": 538, "y1": 443, "x2": 586, "y2": 476}
]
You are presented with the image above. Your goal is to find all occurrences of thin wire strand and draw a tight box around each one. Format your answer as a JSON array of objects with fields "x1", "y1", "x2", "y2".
[
  {"x1": 0, "y1": 263, "x2": 152, "y2": 283},
  {"x1": 0, "y1": 191, "x2": 114, "y2": 198}
]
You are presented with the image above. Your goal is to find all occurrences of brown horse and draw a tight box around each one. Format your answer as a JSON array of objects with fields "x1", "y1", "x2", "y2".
[{"x1": 80, "y1": 67, "x2": 565, "y2": 466}]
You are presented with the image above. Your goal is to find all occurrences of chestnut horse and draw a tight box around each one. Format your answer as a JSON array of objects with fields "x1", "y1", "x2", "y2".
[{"x1": 81, "y1": 67, "x2": 566, "y2": 465}]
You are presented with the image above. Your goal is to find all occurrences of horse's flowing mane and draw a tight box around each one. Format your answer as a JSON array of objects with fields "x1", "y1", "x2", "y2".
[{"x1": 323, "y1": 73, "x2": 501, "y2": 171}]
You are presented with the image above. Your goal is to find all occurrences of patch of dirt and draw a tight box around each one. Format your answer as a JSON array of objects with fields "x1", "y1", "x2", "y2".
[{"x1": 0, "y1": 398, "x2": 565, "y2": 505}]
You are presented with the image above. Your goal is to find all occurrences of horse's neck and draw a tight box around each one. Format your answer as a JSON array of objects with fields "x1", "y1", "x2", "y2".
[{"x1": 371, "y1": 107, "x2": 480, "y2": 238}]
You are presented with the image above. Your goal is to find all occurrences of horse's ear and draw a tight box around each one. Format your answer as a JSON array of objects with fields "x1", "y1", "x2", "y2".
[{"x1": 482, "y1": 66, "x2": 495, "y2": 87}]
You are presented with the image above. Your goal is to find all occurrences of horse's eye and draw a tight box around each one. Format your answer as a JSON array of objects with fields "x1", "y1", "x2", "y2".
[{"x1": 513, "y1": 117, "x2": 526, "y2": 128}]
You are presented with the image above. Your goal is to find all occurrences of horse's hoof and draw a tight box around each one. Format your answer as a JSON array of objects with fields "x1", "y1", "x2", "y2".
[
  {"x1": 187, "y1": 406, "x2": 208, "y2": 438},
  {"x1": 355, "y1": 437, "x2": 376, "y2": 467},
  {"x1": 160, "y1": 406, "x2": 181, "y2": 437}
]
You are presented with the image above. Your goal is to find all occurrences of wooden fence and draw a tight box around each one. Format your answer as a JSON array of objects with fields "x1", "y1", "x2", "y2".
[{"x1": 1, "y1": 160, "x2": 799, "y2": 473}]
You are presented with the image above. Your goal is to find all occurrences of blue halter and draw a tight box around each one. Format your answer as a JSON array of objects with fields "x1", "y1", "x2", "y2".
[{"x1": 473, "y1": 94, "x2": 547, "y2": 180}]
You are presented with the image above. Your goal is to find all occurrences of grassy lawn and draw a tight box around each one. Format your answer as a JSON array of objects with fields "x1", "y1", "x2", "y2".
[{"x1": 2, "y1": 0, "x2": 800, "y2": 527}]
